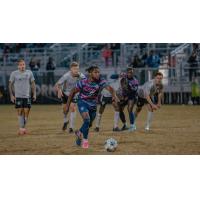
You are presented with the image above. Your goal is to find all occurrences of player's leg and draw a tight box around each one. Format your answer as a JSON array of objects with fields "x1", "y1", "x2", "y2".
[
  {"x1": 69, "y1": 102, "x2": 76, "y2": 133},
  {"x1": 127, "y1": 99, "x2": 136, "y2": 132},
  {"x1": 61, "y1": 93, "x2": 70, "y2": 131},
  {"x1": 22, "y1": 98, "x2": 32, "y2": 134},
  {"x1": 75, "y1": 101, "x2": 91, "y2": 148},
  {"x1": 95, "y1": 96, "x2": 107, "y2": 131},
  {"x1": 23, "y1": 108, "x2": 30, "y2": 134},
  {"x1": 120, "y1": 103, "x2": 129, "y2": 131},
  {"x1": 134, "y1": 97, "x2": 144, "y2": 119},
  {"x1": 145, "y1": 103, "x2": 154, "y2": 131},
  {"x1": 62, "y1": 103, "x2": 69, "y2": 131},
  {"x1": 89, "y1": 108, "x2": 97, "y2": 129},
  {"x1": 17, "y1": 107, "x2": 25, "y2": 135},
  {"x1": 112, "y1": 101, "x2": 121, "y2": 131}
]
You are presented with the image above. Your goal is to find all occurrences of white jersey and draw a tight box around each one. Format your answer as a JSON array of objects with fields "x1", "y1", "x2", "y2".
[
  {"x1": 101, "y1": 79, "x2": 120, "y2": 97},
  {"x1": 9, "y1": 70, "x2": 35, "y2": 98},
  {"x1": 57, "y1": 71, "x2": 85, "y2": 96},
  {"x1": 138, "y1": 79, "x2": 163, "y2": 99}
]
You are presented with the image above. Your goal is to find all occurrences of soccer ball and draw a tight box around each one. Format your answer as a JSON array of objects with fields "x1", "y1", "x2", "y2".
[{"x1": 104, "y1": 138, "x2": 118, "y2": 152}]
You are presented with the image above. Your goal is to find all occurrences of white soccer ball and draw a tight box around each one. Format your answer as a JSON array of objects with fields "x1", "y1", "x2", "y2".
[{"x1": 104, "y1": 138, "x2": 118, "y2": 152}]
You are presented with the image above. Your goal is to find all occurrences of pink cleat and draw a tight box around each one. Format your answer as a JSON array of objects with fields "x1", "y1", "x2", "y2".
[
  {"x1": 18, "y1": 128, "x2": 25, "y2": 135},
  {"x1": 82, "y1": 139, "x2": 89, "y2": 149},
  {"x1": 23, "y1": 128, "x2": 29, "y2": 135}
]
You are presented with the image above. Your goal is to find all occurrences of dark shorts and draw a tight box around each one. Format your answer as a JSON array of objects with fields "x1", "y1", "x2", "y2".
[
  {"x1": 137, "y1": 96, "x2": 156, "y2": 108},
  {"x1": 62, "y1": 93, "x2": 77, "y2": 104},
  {"x1": 100, "y1": 96, "x2": 113, "y2": 106},
  {"x1": 136, "y1": 97, "x2": 148, "y2": 108},
  {"x1": 15, "y1": 98, "x2": 31, "y2": 109},
  {"x1": 118, "y1": 94, "x2": 137, "y2": 107}
]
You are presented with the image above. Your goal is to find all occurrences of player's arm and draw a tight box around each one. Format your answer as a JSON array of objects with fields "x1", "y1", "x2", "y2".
[
  {"x1": 120, "y1": 77, "x2": 127, "y2": 91},
  {"x1": 55, "y1": 75, "x2": 67, "y2": 99},
  {"x1": 31, "y1": 81, "x2": 36, "y2": 102},
  {"x1": 157, "y1": 91, "x2": 163, "y2": 108},
  {"x1": 8, "y1": 81, "x2": 15, "y2": 103},
  {"x1": 146, "y1": 95, "x2": 158, "y2": 110},
  {"x1": 105, "y1": 85, "x2": 119, "y2": 103},
  {"x1": 66, "y1": 87, "x2": 80, "y2": 113},
  {"x1": 55, "y1": 82, "x2": 64, "y2": 99}
]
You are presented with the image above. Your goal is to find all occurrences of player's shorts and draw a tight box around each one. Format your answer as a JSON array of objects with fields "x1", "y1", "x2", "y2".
[
  {"x1": 100, "y1": 96, "x2": 113, "y2": 106},
  {"x1": 136, "y1": 97, "x2": 147, "y2": 108},
  {"x1": 62, "y1": 93, "x2": 77, "y2": 104},
  {"x1": 137, "y1": 96, "x2": 156, "y2": 108},
  {"x1": 77, "y1": 100, "x2": 97, "y2": 114},
  {"x1": 118, "y1": 93, "x2": 137, "y2": 107},
  {"x1": 15, "y1": 98, "x2": 31, "y2": 109}
]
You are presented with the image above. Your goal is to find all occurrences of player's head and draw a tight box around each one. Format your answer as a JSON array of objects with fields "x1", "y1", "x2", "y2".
[
  {"x1": 18, "y1": 59, "x2": 26, "y2": 72},
  {"x1": 70, "y1": 62, "x2": 80, "y2": 77},
  {"x1": 86, "y1": 65, "x2": 100, "y2": 81},
  {"x1": 126, "y1": 67, "x2": 134, "y2": 79},
  {"x1": 154, "y1": 72, "x2": 163, "y2": 85}
]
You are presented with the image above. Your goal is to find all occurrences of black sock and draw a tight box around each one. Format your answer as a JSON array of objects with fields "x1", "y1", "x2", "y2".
[{"x1": 119, "y1": 111, "x2": 126, "y2": 124}]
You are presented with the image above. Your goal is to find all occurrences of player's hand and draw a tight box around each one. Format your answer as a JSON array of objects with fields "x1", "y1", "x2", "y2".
[
  {"x1": 10, "y1": 95, "x2": 15, "y2": 103},
  {"x1": 113, "y1": 95, "x2": 120, "y2": 103},
  {"x1": 151, "y1": 104, "x2": 158, "y2": 110},
  {"x1": 33, "y1": 95, "x2": 37, "y2": 102},
  {"x1": 157, "y1": 103, "x2": 161, "y2": 109},
  {"x1": 58, "y1": 90, "x2": 63, "y2": 99}
]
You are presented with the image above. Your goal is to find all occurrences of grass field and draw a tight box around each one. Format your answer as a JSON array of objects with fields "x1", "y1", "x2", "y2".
[{"x1": 0, "y1": 104, "x2": 200, "y2": 155}]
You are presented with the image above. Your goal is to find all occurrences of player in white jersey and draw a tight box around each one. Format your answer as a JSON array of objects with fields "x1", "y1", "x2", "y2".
[
  {"x1": 135, "y1": 72, "x2": 164, "y2": 131},
  {"x1": 94, "y1": 74, "x2": 120, "y2": 132},
  {"x1": 55, "y1": 62, "x2": 85, "y2": 133},
  {"x1": 9, "y1": 59, "x2": 36, "y2": 135}
]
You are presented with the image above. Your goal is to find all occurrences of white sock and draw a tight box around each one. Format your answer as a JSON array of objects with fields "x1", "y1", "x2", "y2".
[
  {"x1": 146, "y1": 111, "x2": 153, "y2": 128},
  {"x1": 114, "y1": 111, "x2": 120, "y2": 128},
  {"x1": 18, "y1": 116, "x2": 24, "y2": 128},
  {"x1": 70, "y1": 112, "x2": 76, "y2": 129},
  {"x1": 95, "y1": 113, "x2": 102, "y2": 128},
  {"x1": 24, "y1": 117, "x2": 28, "y2": 127},
  {"x1": 63, "y1": 113, "x2": 68, "y2": 123}
]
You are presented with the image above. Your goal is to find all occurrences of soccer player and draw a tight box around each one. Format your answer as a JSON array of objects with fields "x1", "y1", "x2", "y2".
[
  {"x1": 55, "y1": 62, "x2": 85, "y2": 133},
  {"x1": 9, "y1": 59, "x2": 36, "y2": 135},
  {"x1": 112, "y1": 68, "x2": 139, "y2": 132},
  {"x1": 94, "y1": 74, "x2": 120, "y2": 132},
  {"x1": 135, "y1": 72, "x2": 164, "y2": 131},
  {"x1": 66, "y1": 65, "x2": 119, "y2": 149}
]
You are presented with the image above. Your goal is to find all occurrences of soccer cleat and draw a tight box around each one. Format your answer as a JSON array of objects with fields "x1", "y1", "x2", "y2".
[
  {"x1": 129, "y1": 124, "x2": 137, "y2": 132},
  {"x1": 94, "y1": 127, "x2": 100, "y2": 132},
  {"x1": 18, "y1": 128, "x2": 26, "y2": 135},
  {"x1": 121, "y1": 124, "x2": 129, "y2": 131},
  {"x1": 75, "y1": 130, "x2": 83, "y2": 146},
  {"x1": 62, "y1": 121, "x2": 69, "y2": 131},
  {"x1": 113, "y1": 127, "x2": 121, "y2": 132},
  {"x1": 69, "y1": 128, "x2": 74, "y2": 134},
  {"x1": 145, "y1": 126, "x2": 150, "y2": 131},
  {"x1": 23, "y1": 128, "x2": 29, "y2": 135},
  {"x1": 82, "y1": 139, "x2": 89, "y2": 149}
]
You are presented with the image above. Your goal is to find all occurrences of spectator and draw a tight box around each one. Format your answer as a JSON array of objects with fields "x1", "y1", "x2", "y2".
[
  {"x1": 130, "y1": 54, "x2": 142, "y2": 68},
  {"x1": 46, "y1": 57, "x2": 56, "y2": 85},
  {"x1": 102, "y1": 45, "x2": 112, "y2": 67},
  {"x1": 188, "y1": 51, "x2": 198, "y2": 81},
  {"x1": 146, "y1": 50, "x2": 160, "y2": 79},
  {"x1": 191, "y1": 77, "x2": 200, "y2": 105},
  {"x1": 168, "y1": 53, "x2": 176, "y2": 78},
  {"x1": 29, "y1": 57, "x2": 40, "y2": 71},
  {"x1": 110, "y1": 43, "x2": 120, "y2": 66},
  {"x1": 29, "y1": 57, "x2": 40, "y2": 84}
]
